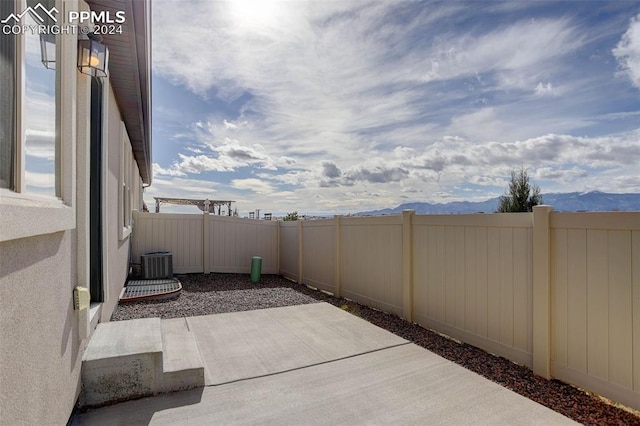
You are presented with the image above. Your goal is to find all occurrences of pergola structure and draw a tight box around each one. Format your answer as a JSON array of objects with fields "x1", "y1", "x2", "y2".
[{"x1": 154, "y1": 197, "x2": 235, "y2": 215}]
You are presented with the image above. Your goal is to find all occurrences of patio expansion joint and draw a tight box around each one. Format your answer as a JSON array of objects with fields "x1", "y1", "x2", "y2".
[{"x1": 205, "y1": 341, "x2": 414, "y2": 388}]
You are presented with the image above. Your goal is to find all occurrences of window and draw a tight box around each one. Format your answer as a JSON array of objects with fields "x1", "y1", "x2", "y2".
[
  {"x1": 23, "y1": 0, "x2": 58, "y2": 197},
  {"x1": 0, "y1": 1, "x2": 16, "y2": 190},
  {"x1": 0, "y1": 0, "x2": 75, "y2": 243},
  {"x1": 0, "y1": 0, "x2": 58, "y2": 196},
  {"x1": 120, "y1": 123, "x2": 133, "y2": 239}
]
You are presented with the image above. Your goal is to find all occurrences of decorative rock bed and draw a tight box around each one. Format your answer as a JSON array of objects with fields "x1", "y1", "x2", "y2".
[{"x1": 112, "y1": 273, "x2": 640, "y2": 425}]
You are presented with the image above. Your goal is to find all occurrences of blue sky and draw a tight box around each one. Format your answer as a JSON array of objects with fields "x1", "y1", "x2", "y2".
[{"x1": 149, "y1": 1, "x2": 640, "y2": 216}]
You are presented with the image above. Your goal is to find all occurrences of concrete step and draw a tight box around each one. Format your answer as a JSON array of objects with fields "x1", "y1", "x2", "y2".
[
  {"x1": 80, "y1": 317, "x2": 205, "y2": 408},
  {"x1": 81, "y1": 318, "x2": 163, "y2": 408},
  {"x1": 159, "y1": 318, "x2": 205, "y2": 393}
]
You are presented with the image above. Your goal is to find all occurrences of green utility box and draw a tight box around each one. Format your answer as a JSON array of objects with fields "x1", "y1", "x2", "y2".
[{"x1": 250, "y1": 256, "x2": 262, "y2": 283}]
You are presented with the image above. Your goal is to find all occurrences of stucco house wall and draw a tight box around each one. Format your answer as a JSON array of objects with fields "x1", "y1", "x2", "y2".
[
  {"x1": 0, "y1": 0, "x2": 151, "y2": 423},
  {"x1": 0, "y1": 231, "x2": 82, "y2": 425},
  {"x1": 101, "y1": 81, "x2": 138, "y2": 321}
]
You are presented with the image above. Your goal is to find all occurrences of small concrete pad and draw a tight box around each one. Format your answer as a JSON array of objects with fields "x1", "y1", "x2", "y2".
[
  {"x1": 74, "y1": 344, "x2": 576, "y2": 425},
  {"x1": 186, "y1": 302, "x2": 408, "y2": 385},
  {"x1": 83, "y1": 318, "x2": 162, "y2": 361}
]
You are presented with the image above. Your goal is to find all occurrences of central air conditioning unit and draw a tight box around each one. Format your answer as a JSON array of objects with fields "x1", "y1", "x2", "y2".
[{"x1": 141, "y1": 252, "x2": 173, "y2": 279}]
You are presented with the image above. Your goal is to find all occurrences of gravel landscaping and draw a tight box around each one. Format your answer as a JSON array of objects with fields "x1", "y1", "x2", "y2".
[{"x1": 112, "y1": 273, "x2": 640, "y2": 425}]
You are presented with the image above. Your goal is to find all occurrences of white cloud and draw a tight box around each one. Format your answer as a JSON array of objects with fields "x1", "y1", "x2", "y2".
[
  {"x1": 154, "y1": 121, "x2": 284, "y2": 177},
  {"x1": 149, "y1": 2, "x2": 640, "y2": 213},
  {"x1": 613, "y1": 13, "x2": 640, "y2": 90},
  {"x1": 24, "y1": 129, "x2": 55, "y2": 160},
  {"x1": 150, "y1": 177, "x2": 220, "y2": 193},
  {"x1": 155, "y1": 127, "x2": 639, "y2": 213},
  {"x1": 175, "y1": 154, "x2": 235, "y2": 173},
  {"x1": 231, "y1": 178, "x2": 275, "y2": 194},
  {"x1": 424, "y1": 18, "x2": 582, "y2": 90},
  {"x1": 24, "y1": 85, "x2": 56, "y2": 161},
  {"x1": 153, "y1": 2, "x2": 583, "y2": 153},
  {"x1": 24, "y1": 171, "x2": 54, "y2": 188},
  {"x1": 600, "y1": 110, "x2": 640, "y2": 120},
  {"x1": 265, "y1": 130, "x2": 639, "y2": 199},
  {"x1": 534, "y1": 82, "x2": 558, "y2": 97},
  {"x1": 263, "y1": 169, "x2": 315, "y2": 187},
  {"x1": 533, "y1": 167, "x2": 588, "y2": 182},
  {"x1": 153, "y1": 163, "x2": 186, "y2": 177}
]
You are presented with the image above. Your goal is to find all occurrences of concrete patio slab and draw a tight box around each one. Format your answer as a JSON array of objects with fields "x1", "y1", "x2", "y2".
[
  {"x1": 74, "y1": 303, "x2": 576, "y2": 425},
  {"x1": 186, "y1": 302, "x2": 408, "y2": 385}
]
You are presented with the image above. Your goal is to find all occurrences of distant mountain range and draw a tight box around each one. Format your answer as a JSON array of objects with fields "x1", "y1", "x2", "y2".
[{"x1": 356, "y1": 192, "x2": 640, "y2": 215}]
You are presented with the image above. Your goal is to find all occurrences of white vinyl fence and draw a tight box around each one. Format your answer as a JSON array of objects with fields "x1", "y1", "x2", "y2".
[
  {"x1": 133, "y1": 212, "x2": 204, "y2": 273},
  {"x1": 278, "y1": 208, "x2": 639, "y2": 410},
  {"x1": 411, "y1": 213, "x2": 534, "y2": 367},
  {"x1": 132, "y1": 211, "x2": 278, "y2": 274},
  {"x1": 549, "y1": 212, "x2": 639, "y2": 410}
]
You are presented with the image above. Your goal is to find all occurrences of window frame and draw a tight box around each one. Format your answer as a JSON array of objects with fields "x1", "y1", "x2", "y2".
[
  {"x1": 0, "y1": 0, "x2": 75, "y2": 242},
  {"x1": 0, "y1": 1, "x2": 16, "y2": 191},
  {"x1": 119, "y1": 122, "x2": 133, "y2": 240}
]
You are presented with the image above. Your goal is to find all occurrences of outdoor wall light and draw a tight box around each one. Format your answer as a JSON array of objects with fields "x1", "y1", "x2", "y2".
[
  {"x1": 39, "y1": 33, "x2": 56, "y2": 70},
  {"x1": 77, "y1": 33, "x2": 109, "y2": 78}
]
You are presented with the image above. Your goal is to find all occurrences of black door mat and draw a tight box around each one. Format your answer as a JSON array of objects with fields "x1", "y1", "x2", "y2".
[{"x1": 119, "y1": 278, "x2": 182, "y2": 302}]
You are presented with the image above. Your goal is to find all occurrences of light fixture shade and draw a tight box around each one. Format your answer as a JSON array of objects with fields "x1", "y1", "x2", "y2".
[
  {"x1": 77, "y1": 38, "x2": 109, "y2": 78},
  {"x1": 39, "y1": 33, "x2": 56, "y2": 70}
]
